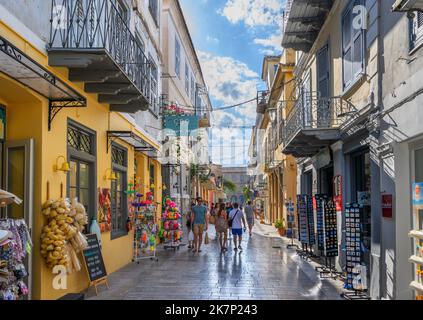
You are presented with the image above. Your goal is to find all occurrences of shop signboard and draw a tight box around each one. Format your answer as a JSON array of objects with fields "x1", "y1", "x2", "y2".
[
  {"x1": 163, "y1": 115, "x2": 199, "y2": 136},
  {"x1": 333, "y1": 175, "x2": 343, "y2": 212},
  {"x1": 381, "y1": 194, "x2": 393, "y2": 218},
  {"x1": 82, "y1": 234, "x2": 108, "y2": 283},
  {"x1": 413, "y1": 183, "x2": 423, "y2": 206}
]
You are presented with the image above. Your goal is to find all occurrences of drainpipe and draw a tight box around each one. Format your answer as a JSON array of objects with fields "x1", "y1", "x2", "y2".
[{"x1": 373, "y1": 0, "x2": 383, "y2": 300}]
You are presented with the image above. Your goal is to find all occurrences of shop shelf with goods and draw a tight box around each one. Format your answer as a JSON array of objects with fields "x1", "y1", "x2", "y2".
[
  {"x1": 296, "y1": 195, "x2": 316, "y2": 259},
  {"x1": 410, "y1": 182, "x2": 423, "y2": 299},
  {"x1": 314, "y1": 195, "x2": 340, "y2": 279},
  {"x1": 159, "y1": 197, "x2": 183, "y2": 251},
  {"x1": 285, "y1": 200, "x2": 298, "y2": 249},
  {"x1": 127, "y1": 181, "x2": 159, "y2": 263},
  {"x1": 341, "y1": 203, "x2": 370, "y2": 300},
  {"x1": 0, "y1": 191, "x2": 32, "y2": 300}
]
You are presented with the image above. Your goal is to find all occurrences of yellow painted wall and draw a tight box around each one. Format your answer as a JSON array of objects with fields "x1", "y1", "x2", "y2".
[{"x1": 0, "y1": 21, "x2": 162, "y2": 300}]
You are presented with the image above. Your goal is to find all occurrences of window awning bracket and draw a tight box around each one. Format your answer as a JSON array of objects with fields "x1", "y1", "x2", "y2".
[
  {"x1": 48, "y1": 99, "x2": 86, "y2": 131},
  {"x1": 107, "y1": 131, "x2": 157, "y2": 157}
]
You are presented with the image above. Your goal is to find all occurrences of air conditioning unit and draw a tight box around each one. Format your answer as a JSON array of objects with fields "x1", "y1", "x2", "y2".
[{"x1": 392, "y1": 0, "x2": 423, "y2": 12}]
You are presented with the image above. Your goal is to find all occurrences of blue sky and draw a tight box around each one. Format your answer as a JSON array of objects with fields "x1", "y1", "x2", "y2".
[{"x1": 180, "y1": 0, "x2": 285, "y2": 167}]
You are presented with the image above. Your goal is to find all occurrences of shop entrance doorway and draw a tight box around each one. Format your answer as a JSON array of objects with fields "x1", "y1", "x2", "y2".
[
  {"x1": 351, "y1": 149, "x2": 371, "y2": 282},
  {"x1": 4, "y1": 139, "x2": 34, "y2": 299},
  {"x1": 319, "y1": 165, "x2": 334, "y2": 197},
  {"x1": 302, "y1": 171, "x2": 313, "y2": 195}
]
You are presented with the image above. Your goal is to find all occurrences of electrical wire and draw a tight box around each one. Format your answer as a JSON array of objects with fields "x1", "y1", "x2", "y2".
[{"x1": 160, "y1": 76, "x2": 299, "y2": 113}]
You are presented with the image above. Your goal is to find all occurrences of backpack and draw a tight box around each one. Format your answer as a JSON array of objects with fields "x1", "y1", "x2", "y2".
[{"x1": 228, "y1": 209, "x2": 240, "y2": 228}]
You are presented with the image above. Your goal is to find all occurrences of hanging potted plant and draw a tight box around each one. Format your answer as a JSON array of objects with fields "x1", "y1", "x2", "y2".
[{"x1": 275, "y1": 219, "x2": 286, "y2": 237}]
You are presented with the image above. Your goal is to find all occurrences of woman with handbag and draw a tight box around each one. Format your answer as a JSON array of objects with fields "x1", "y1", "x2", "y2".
[{"x1": 215, "y1": 203, "x2": 229, "y2": 253}]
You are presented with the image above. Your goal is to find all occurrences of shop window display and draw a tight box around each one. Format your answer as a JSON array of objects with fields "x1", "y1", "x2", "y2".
[{"x1": 410, "y1": 147, "x2": 423, "y2": 298}]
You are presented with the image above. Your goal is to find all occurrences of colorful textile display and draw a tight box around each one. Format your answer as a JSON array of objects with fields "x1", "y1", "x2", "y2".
[{"x1": 0, "y1": 219, "x2": 32, "y2": 300}]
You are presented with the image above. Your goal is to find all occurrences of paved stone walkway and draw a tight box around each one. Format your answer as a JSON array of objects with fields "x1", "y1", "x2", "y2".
[{"x1": 86, "y1": 221, "x2": 344, "y2": 300}]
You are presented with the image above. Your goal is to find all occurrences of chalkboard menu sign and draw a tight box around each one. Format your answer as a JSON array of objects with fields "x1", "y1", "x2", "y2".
[{"x1": 83, "y1": 234, "x2": 107, "y2": 282}]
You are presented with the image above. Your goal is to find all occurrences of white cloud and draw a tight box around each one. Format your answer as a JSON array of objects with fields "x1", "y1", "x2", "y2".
[
  {"x1": 254, "y1": 33, "x2": 283, "y2": 55},
  {"x1": 198, "y1": 51, "x2": 260, "y2": 165},
  {"x1": 198, "y1": 51, "x2": 259, "y2": 106},
  {"x1": 206, "y1": 35, "x2": 220, "y2": 44},
  {"x1": 219, "y1": 0, "x2": 284, "y2": 28}
]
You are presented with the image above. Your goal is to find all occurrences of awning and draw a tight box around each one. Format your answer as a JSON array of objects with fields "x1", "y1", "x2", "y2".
[
  {"x1": 392, "y1": 0, "x2": 423, "y2": 11},
  {"x1": 281, "y1": 0, "x2": 333, "y2": 52},
  {"x1": 107, "y1": 131, "x2": 159, "y2": 159},
  {"x1": 0, "y1": 36, "x2": 86, "y2": 130}
]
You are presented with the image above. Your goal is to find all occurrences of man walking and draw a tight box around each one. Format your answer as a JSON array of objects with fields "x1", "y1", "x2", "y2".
[
  {"x1": 244, "y1": 201, "x2": 255, "y2": 237},
  {"x1": 191, "y1": 197, "x2": 208, "y2": 253},
  {"x1": 228, "y1": 203, "x2": 246, "y2": 252}
]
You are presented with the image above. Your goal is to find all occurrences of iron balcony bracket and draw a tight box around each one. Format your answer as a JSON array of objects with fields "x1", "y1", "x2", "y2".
[{"x1": 48, "y1": 99, "x2": 86, "y2": 131}]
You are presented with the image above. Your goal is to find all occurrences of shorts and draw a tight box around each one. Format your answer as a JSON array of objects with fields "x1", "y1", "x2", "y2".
[
  {"x1": 193, "y1": 224, "x2": 205, "y2": 235},
  {"x1": 232, "y1": 228, "x2": 243, "y2": 236},
  {"x1": 247, "y1": 219, "x2": 254, "y2": 227}
]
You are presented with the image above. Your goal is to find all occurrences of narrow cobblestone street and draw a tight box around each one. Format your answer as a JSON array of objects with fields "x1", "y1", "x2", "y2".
[{"x1": 87, "y1": 221, "x2": 343, "y2": 300}]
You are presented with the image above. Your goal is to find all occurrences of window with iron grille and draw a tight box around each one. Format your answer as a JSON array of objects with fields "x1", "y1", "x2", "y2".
[
  {"x1": 149, "y1": 0, "x2": 159, "y2": 26},
  {"x1": 67, "y1": 125, "x2": 95, "y2": 155},
  {"x1": 111, "y1": 144, "x2": 128, "y2": 239},
  {"x1": 112, "y1": 146, "x2": 126, "y2": 167},
  {"x1": 411, "y1": 12, "x2": 423, "y2": 51},
  {"x1": 175, "y1": 36, "x2": 181, "y2": 77},
  {"x1": 67, "y1": 121, "x2": 96, "y2": 230}
]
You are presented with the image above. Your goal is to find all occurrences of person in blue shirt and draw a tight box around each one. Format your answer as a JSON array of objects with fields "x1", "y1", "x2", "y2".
[{"x1": 191, "y1": 197, "x2": 208, "y2": 253}]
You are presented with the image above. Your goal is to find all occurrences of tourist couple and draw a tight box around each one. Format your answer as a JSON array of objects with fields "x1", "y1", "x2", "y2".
[
  {"x1": 215, "y1": 201, "x2": 255, "y2": 253},
  {"x1": 187, "y1": 198, "x2": 255, "y2": 254}
]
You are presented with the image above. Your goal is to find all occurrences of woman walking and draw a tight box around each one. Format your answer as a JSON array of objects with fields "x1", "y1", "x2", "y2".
[
  {"x1": 186, "y1": 202, "x2": 195, "y2": 249},
  {"x1": 215, "y1": 203, "x2": 229, "y2": 252}
]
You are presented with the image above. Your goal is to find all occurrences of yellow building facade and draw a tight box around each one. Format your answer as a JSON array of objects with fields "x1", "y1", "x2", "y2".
[
  {"x1": 0, "y1": 20, "x2": 162, "y2": 300},
  {"x1": 261, "y1": 50, "x2": 297, "y2": 229}
]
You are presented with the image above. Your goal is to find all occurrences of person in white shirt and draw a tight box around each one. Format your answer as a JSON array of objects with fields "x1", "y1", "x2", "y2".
[{"x1": 228, "y1": 203, "x2": 247, "y2": 251}]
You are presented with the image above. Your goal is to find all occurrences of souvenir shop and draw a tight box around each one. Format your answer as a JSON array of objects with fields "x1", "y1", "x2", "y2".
[{"x1": 295, "y1": 136, "x2": 373, "y2": 298}]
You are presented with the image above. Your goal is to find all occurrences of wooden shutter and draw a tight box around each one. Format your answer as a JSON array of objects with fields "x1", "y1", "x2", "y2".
[{"x1": 317, "y1": 44, "x2": 329, "y2": 98}]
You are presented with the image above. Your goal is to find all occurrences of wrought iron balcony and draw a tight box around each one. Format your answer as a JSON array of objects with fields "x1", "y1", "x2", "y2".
[
  {"x1": 282, "y1": 0, "x2": 333, "y2": 52},
  {"x1": 48, "y1": 0, "x2": 151, "y2": 113},
  {"x1": 282, "y1": 94, "x2": 357, "y2": 158},
  {"x1": 256, "y1": 90, "x2": 269, "y2": 114}
]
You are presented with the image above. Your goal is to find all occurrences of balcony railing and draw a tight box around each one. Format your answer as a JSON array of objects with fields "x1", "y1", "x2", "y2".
[
  {"x1": 48, "y1": 0, "x2": 150, "y2": 112},
  {"x1": 282, "y1": 94, "x2": 357, "y2": 155},
  {"x1": 256, "y1": 90, "x2": 269, "y2": 114}
]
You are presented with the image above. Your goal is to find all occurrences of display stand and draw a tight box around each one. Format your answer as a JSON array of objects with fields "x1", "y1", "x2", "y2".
[
  {"x1": 129, "y1": 184, "x2": 159, "y2": 263},
  {"x1": 314, "y1": 197, "x2": 341, "y2": 279},
  {"x1": 296, "y1": 195, "x2": 316, "y2": 260},
  {"x1": 161, "y1": 197, "x2": 183, "y2": 251},
  {"x1": 132, "y1": 206, "x2": 159, "y2": 263},
  {"x1": 286, "y1": 201, "x2": 298, "y2": 249},
  {"x1": 341, "y1": 203, "x2": 369, "y2": 300},
  {"x1": 409, "y1": 183, "x2": 423, "y2": 299},
  {"x1": 0, "y1": 192, "x2": 31, "y2": 300}
]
